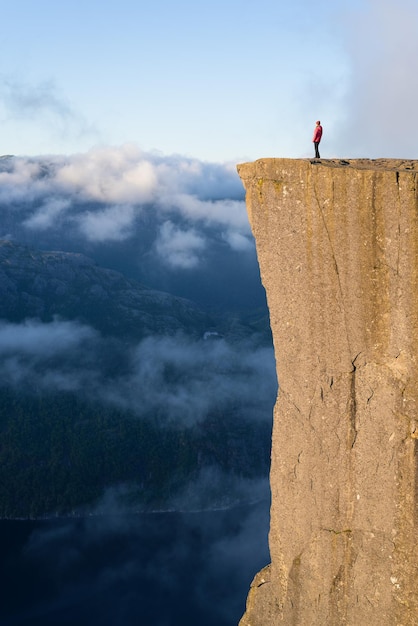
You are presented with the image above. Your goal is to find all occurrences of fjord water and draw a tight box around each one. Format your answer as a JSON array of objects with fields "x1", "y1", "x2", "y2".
[{"x1": 0, "y1": 501, "x2": 269, "y2": 626}]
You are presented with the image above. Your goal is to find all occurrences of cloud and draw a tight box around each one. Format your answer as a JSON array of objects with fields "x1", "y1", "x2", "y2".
[
  {"x1": 23, "y1": 198, "x2": 71, "y2": 230},
  {"x1": 54, "y1": 145, "x2": 158, "y2": 204},
  {"x1": 222, "y1": 231, "x2": 253, "y2": 252},
  {"x1": 0, "y1": 318, "x2": 276, "y2": 428},
  {"x1": 0, "y1": 158, "x2": 52, "y2": 203},
  {"x1": 0, "y1": 318, "x2": 99, "y2": 390},
  {"x1": 154, "y1": 220, "x2": 206, "y2": 268},
  {"x1": 0, "y1": 317, "x2": 96, "y2": 357},
  {"x1": 1, "y1": 77, "x2": 75, "y2": 120},
  {"x1": 160, "y1": 191, "x2": 248, "y2": 228},
  {"x1": 77, "y1": 204, "x2": 136, "y2": 242},
  {"x1": 0, "y1": 145, "x2": 245, "y2": 221},
  {"x1": 333, "y1": 0, "x2": 418, "y2": 157},
  {"x1": 0, "y1": 76, "x2": 99, "y2": 145},
  {"x1": 0, "y1": 147, "x2": 252, "y2": 268},
  {"x1": 0, "y1": 147, "x2": 261, "y2": 315},
  {"x1": 104, "y1": 334, "x2": 276, "y2": 427}
]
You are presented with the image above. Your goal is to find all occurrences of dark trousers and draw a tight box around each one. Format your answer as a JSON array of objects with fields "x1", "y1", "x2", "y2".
[{"x1": 314, "y1": 142, "x2": 320, "y2": 158}]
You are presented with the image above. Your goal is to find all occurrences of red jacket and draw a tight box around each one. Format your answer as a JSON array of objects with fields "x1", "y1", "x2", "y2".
[{"x1": 313, "y1": 125, "x2": 323, "y2": 143}]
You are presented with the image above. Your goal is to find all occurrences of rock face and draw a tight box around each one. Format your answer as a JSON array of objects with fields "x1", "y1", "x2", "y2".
[{"x1": 237, "y1": 159, "x2": 418, "y2": 625}]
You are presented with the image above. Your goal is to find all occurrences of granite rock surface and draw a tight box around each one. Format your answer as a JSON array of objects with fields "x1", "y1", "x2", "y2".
[{"x1": 237, "y1": 158, "x2": 418, "y2": 625}]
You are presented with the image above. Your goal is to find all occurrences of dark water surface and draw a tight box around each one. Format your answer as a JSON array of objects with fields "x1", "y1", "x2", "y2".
[{"x1": 0, "y1": 502, "x2": 269, "y2": 626}]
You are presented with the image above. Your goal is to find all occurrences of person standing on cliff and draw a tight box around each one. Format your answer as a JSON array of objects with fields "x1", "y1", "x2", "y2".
[{"x1": 312, "y1": 120, "x2": 323, "y2": 158}]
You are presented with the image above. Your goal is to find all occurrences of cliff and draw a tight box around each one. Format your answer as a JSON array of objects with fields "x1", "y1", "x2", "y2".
[{"x1": 237, "y1": 158, "x2": 418, "y2": 625}]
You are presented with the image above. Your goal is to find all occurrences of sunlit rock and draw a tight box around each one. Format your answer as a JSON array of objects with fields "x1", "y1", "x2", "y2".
[{"x1": 237, "y1": 158, "x2": 418, "y2": 625}]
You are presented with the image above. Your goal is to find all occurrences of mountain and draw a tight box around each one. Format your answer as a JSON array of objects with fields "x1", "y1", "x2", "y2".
[
  {"x1": 0, "y1": 239, "x2": 275, "y2": 517},
  {"x1": 0, "y1": 239, "x2": 213, "y2": 339}
]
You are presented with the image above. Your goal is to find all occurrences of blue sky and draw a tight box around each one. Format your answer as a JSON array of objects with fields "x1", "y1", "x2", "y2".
[{"x1": 1, "y1": 0, "x2": 418, "y2": 162}]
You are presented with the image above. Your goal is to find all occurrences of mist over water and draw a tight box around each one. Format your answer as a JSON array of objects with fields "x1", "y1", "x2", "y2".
[{"x1": 0, "y1": 502, "x2": 269, "y2": 626}]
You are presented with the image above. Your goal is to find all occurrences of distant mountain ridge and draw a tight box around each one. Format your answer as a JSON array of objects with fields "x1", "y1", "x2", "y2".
[{"x1": 0, "y1": 239, "x2": 212, "y2": 339}]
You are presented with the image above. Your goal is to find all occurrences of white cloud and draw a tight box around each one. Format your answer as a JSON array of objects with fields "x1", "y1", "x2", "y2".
[
  {"x1": 333, "y1": 0, "x2": 418, "y2": 157},
  {"x1": 0, "y1": 159, "x2": 50, "y2": 203},
  {"x1": 155, "y1": 221, "x2": 206, "y2": 269},
  {"x1": 24, "y1": 198, "x2": 71, "y2": 230},
  {"x1": 55, "y1": 145, "x2": 158, "y2": 203},
  {"x1": 0, "y1": 318, "x2": 96, "y2": 357},
  {"x1": 0, "y1": 318, "x2": 99, "y2": 389},
  {"x1": 159, "y1": 192, "x2": 250, "y2": 231},
  {"x1": 77, "y1": 204, "x2": 136, "y2": 242},
  {"x1": 222, "y1": 231, "x2": 253, "y2": 252},
  {"x1": 0, "y1": 146, "x2": 250, "y2": 254}
]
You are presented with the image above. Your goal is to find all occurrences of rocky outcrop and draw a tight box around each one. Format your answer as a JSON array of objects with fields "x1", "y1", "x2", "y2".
[{"x1": 237, "y1": 159, "x2": 418, "y2": 625}]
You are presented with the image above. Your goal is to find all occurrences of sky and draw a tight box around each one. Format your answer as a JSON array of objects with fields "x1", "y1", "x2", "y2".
[{"x1": 1, "y1": 0, "x2": 418, "y2": 162}]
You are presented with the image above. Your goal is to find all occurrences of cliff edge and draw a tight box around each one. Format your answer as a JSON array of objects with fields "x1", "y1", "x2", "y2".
[{"x1": 237, "y1": 159, "x2": 418, "y2": 625}]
